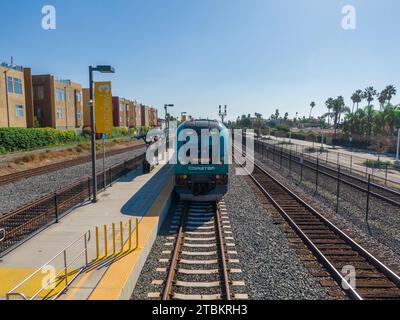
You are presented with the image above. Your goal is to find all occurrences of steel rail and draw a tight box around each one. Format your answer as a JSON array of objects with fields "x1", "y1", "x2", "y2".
[
  {"x1": 258, "y1": 141, "x2": 400, "y2": 207},
  {"x1": 215, "y1": 204, "x2": 232, "y2": 300},
  {"x1": 261, "y1": 140, "x2": 400, "y2": 197},
  {"x1": 234, "y1": 146, "x2": 400, "y2": 299},
  {"x1": 162, "y1": 202, "x2": 189, "y2": 300},
  {"x1": 0, "y1": 144, "x2": 145, "y2": 186}
]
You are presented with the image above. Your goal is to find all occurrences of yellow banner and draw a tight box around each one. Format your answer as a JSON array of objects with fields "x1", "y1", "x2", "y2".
[{"x1": 94, "y1": 82, "x2": 113, "y2": 134}]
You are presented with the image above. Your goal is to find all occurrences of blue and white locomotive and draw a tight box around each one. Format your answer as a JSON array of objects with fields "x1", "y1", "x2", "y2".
[{"x1": 174, "y1": 119, "x2": 229, "y2": 201}]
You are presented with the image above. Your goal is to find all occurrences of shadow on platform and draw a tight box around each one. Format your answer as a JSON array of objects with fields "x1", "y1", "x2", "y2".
[{"x1": 120, "y1": 164, "x2": 174, "y2": 218}]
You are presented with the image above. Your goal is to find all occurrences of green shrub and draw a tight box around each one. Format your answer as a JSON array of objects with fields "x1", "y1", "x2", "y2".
[
  {"x1": 305, "y1": 147, "x2": 328, "y2": 153},
  {"x1": 109, "y1": 127, "x2": 129, "y2": 139},
  {"x1": 0, "y1": 128, "x2": 77, "y2": 153},
  {"x1": 363, "y1": 159, "x2": 392, "y2": 169}
]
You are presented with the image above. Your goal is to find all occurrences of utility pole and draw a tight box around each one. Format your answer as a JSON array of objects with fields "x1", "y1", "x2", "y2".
[{"x1": 219, "y1": 105, "x2": 227, "y2": 123}]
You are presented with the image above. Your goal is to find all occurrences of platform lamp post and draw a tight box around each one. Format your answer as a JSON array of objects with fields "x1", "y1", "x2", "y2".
[
  {"x1": 89, "y1": 65, "x2": 115, "y2": 203},
  {"x1": 164, "y1": 104, "x2": 174, "y2": 150}
]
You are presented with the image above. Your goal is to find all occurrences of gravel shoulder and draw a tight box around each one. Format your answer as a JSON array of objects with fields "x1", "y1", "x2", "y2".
[{"x1": 0, "y1": 148, "x2": 145, "y2": 215}]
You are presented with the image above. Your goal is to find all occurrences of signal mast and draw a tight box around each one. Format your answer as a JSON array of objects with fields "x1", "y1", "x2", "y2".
[{"x1": 219, "y1": 105, "x2": 227, "y2": 123}]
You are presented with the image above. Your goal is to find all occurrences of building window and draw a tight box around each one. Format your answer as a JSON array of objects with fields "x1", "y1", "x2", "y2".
[
  {"x1": 34, "y1": 86, "x2": 45, "y2": 100},
  {"x1": 13, "y1": 78, "x2": 23, "y2": 94},
  {"x1": 15, "y1": 105, "x2": 24, "y2": 118},
  {"x1": 56, "y1": 108, "x2": 64, "y2": 119},
  {"x1": 76, "y1": 91, "x2": 82, "y2": 102},
  {"x1": 56, "y1": 88, "x2": 65, "y2": 101},
  {"x1": 76, "y1": 112, "x2": 82, "y2": 120},
  {"x1": 119, "y1": 103, "x2": 124, "y2": 112},
  {"x1": 7, "y1": 77, "x2": 13, "y2": 93}
]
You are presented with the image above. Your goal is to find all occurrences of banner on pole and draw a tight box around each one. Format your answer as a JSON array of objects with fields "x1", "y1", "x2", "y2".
[{"x1": 94, "y1": 82, "x2": 113, "y2": 134}]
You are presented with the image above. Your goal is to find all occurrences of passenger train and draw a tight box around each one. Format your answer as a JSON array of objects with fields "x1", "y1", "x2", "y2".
[{"x1": 174, "y1": 119, "x2": 229, "y2": 201}]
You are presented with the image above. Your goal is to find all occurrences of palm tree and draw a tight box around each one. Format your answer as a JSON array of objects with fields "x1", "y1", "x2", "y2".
[
  {"x1": 384, "y1": 85, "x2": 397, "y2": 104},
  {"x1": 363, "y1": 87, "x2": 377, "y2": 106},
  {"x1": 377, "y1": 91, "x2": 387, "y2": 111},
  {"x1": 325, "y1": 98, "x2": 334, "y2": 126},
  {"x1": 351, "y1": 90, "x2": 362, "y2": 113},
  {"x1": 309, "y1": 101, "x2": 316, "y2": 119},
  {"x1": 364, "y1": 105, "x2": 376, "y2": 136},
  {"x1": 332, "y1": 96, "x2": 346, "y2": 137}
]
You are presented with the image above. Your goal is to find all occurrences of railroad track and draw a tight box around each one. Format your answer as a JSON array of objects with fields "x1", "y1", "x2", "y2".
[
  {"x1": 239, "y1": 152, "x2": 400, "y2": 300},
  {"x1": 0, "y1": 143, "x2": 145, "y2": 186},
  {"x1": 149, "y1": 200, "x2": 247, "y2": 300},
  {"x1": 256, "y1": 140, "x2": 400, "y2": 207}
]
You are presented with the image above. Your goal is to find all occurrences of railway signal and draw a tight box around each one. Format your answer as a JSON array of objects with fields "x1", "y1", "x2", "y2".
[{"x1": 219, "y1": 105, "x2": 227, "y2": 123}]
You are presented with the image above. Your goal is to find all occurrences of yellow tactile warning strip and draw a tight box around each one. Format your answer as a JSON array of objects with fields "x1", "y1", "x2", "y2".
[
  {"x1": 0, "y1": 268, "x2": 78, "y2": 299},
  {"x1": 89, "y1": 178, "x2": 174, "y2": 300}
]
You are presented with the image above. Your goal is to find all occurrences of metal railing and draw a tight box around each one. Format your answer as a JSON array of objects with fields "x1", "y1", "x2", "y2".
[
  {"x1": 253, "y1": 139, "x2": 400, "y2": 223},
  {"x1": 94, "y1": 218, "x2": 139, "y2": 260},
  {"x1": 265, "y1": 137, "x2": 400, "y2": 188},
  {"x1": 0, "y1": 153, "x2": 145, "y2": 257},
  {"x1": 6, "y1": 230, "x2": 91, "y2": 300}
]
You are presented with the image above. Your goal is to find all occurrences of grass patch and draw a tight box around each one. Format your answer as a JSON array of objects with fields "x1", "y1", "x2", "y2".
[
  {"x1": 304, "y1": 147, "x2": 329, "y2": 153},
  {"x1": 363, "y1": 159, "x2": 393, "y2": 169},
  {"x1": 278, "y1": 141, "x2": 294, "y2": 145}
]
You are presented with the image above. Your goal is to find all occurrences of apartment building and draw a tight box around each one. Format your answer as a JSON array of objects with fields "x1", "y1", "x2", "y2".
[
  {"x1": 0, "y1": 63, "x2": 31, "y2": 128},
  {"x1": 32, "y1": 75, "x2": 83, "y2": 129},
  {"x1": 112, "y1": 97, "x2": 144, "y2": 128},
  {"x1": 140, "y1": 105, "x2": 158, "y2": 127},
  {"x1": 127, "y1": 100, "x2": 141, "y2": 128},
  {"x1": 112, "y1": 97, "x2": 129, "y2": 128},
  {"x1": 82, "y1": 88, "x2": 90, "y2": 128}
]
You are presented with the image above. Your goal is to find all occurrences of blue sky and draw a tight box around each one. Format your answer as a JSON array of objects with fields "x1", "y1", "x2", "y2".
[{"x1": 1, "y1": 0, "x2": 399, "y2": 121}]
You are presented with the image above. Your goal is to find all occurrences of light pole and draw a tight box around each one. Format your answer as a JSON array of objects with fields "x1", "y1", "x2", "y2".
[
  {"x1": 89, "y1": 65, "x2": 115, "y2": 203},
  {"x1": 164, "y1": 104, "x2": 174, "y2": 149}
]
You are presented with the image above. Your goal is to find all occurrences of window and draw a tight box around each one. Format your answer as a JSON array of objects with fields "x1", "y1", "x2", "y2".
[
  {"x1": 34, "y1": 86, "x2": 45, "y2": 100},
  {"x1": 15, "y1": 105, "x2": 24, "y2": 118},
  {"x1": 76, "y1": 112, "x2": 82, "y2": 120},
  {"x1": 7, "y1": 77, "x2": 13, "y2": 93},
  {"x1": 13, "y1": 78, "x2": 23, "y2": 94},
  {"x1": 119, "y1": 103, "x2": 124, "y2": 112},
  {"x1": 76, "y1": 91, "x2": 82, "y2": 102},
  {"x1": 67, "y1": 89, "x2": 72, "y2": 102},
  {"x1": 56, "y1": 108, "x2": 64, "y2": 119},
  {"x1": 56, "y1": 88, "x2": 65, "y2": 101}
]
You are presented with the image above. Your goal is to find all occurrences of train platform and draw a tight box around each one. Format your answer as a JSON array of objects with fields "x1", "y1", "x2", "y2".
[{"x1": 0, "y1": 160, "x2": 175, "y2": 300}]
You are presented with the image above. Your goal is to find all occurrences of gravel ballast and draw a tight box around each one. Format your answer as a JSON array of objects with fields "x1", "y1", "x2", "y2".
[
  {"x1": 132, "y1": 168, "x2": 330, "y2": 300},
  {"x1": 0, "y1": 148, "x2": 145, "y2": 215},
  {"x1": 224, "y1": 168, "x2": 329, "y2": 300},
  {"x1": 255, "y1": 150, "x2": 400, "y2": 275}
]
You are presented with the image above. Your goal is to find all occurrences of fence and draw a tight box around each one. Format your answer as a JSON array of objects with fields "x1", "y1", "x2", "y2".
[
  {"x1": 264, "y1": 137, "x2": 400, "y2": 189},
  {"x1": 0, "y1": 153, "x2": 145, "y2": 257},
  {"x1": 254, "y1": 139, "x2": 400, "y2": 226}
]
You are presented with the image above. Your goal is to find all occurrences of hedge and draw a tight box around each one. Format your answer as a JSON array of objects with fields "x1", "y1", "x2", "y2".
[{"x1": 0, "y1": 128, "x2": 77, "y2": 153}]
